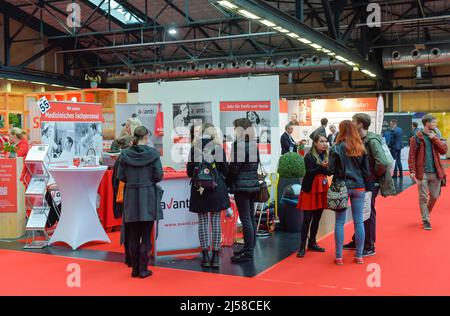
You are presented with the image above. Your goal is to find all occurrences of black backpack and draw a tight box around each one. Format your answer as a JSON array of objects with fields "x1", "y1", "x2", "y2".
[{"x1": 191, "y1": 145, "x2": 218, "y2": 191}]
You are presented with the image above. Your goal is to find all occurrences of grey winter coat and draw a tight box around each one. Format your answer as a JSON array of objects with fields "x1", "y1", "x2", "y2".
[{"x1": 117, "y1": 145, "x2": 164, "y2": 223}]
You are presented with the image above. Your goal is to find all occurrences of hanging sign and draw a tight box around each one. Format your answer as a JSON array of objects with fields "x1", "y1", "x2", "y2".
[{"x1": 37, "y1": 96, "x2": 51, "y2": 114}]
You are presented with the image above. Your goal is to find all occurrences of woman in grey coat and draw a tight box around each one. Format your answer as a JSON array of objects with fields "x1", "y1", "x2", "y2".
[{"x1": 118, "y1": 126, "x2": 163, "y2": 278}]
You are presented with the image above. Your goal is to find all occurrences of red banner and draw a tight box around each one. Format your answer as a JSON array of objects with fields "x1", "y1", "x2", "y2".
[
  {"x1": 220, "y1": 101, "x2": 271, "y2": 112},
  {"x1": 41, "y1": 102, "x2": 103, "y2": 122},
  {"x1": 0, "y1": 159, "x2": 17, "y2": 213}
]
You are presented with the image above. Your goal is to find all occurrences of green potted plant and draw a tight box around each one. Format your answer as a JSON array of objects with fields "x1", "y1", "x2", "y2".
[
  {"x1": 85, "y1": 74, "x2": 102, "y2": 88},
  {"x1": 276, "y1": 152, "x2": 305, "y2": 223},
  {"x1": 3, "y1": 142, "x2": 17, "y2": 158}
]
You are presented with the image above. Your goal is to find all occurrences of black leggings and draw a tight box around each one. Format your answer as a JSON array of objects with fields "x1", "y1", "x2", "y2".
[
  {"x1": 300, "y1": 209, "x2": 324, "y2": 248},
  {"x1": 235, "y1": 192, "x2": 257, "y2": 254}
]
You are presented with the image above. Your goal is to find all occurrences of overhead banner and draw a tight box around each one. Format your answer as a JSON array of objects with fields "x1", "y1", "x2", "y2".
[
  {"x1": 0, "y1": 159, "x2": 17, "y2": 213},
  {"x1": 220, "y1": 101, "x2": 271, "y2": 154},
  {"x1": 39, "y1": 102, "x2": 103, "y2": 165}
]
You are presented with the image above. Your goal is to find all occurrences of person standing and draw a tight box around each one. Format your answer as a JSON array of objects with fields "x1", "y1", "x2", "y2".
[
  {"x1": 227, "y1": 118, "x2": 260, "y2": 263},
  {"x1": 411, "y1": 122, "x2": 420, "y2": 137},
  {"x1": 9, "y1": 127, "x2": 29, "y2": 158},
  {"x1": 327, "y1": 124, "x2": 339, "y2": 147},
  {"x1": 328, "y1": 120, "x2": 370, "y2": 265},
  {"x1": 309, "y1": 118, "x2": 328, "y2": 141},
  {"x1": 280, "y1": 123, "x2": 299, "y2": 154},
  {"x1": 343, "y1": 114, "x2": 396, "y2": 256},
  {"x1": 296, "y1": 134, "x2": 329, "y2": 258},
  {"x1": 187, "y1": 123, "x2": 230, "y2": 269},
  {"x1": 118, "y1": 126, "x2": 163, "y2": 278},
  {"x1": 408, "y1": 114, "x2": 447, "y2": 231},
  {"x1": 389, "y1": 119, "x2": 404, "y2": 177}
]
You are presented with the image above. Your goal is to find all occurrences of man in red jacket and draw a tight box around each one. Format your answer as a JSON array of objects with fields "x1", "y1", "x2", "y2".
[{"x1": 408, "y1": 114, "x2": 447, "y2": 231}]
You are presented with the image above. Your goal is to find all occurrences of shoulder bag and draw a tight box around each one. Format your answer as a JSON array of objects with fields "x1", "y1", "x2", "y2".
[{"x1": 327, "y1": 147, "x2": 348, "y2": 211}]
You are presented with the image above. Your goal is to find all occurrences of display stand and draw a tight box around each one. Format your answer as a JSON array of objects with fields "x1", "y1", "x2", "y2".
[{"x1": 23, "y1": 144, "x2": 53, "y2": 249}]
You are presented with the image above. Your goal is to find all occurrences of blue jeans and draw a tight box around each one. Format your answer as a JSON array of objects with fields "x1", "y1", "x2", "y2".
[{"x1": 335, "y1": 189, "x2": 366, "y2": 258}]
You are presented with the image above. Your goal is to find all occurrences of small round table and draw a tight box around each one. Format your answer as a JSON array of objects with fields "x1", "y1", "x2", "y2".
[{"x1": 48, "y1": 166, "x2": 110, "y2": 250}]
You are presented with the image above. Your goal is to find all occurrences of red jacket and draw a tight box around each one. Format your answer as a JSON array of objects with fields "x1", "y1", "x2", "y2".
[
  {"x1": 408, "y1": 131, "x2": 447, "y2": 181},
  {"x1": 15, "y1": 138, "x2": 29, "y2": 158}
]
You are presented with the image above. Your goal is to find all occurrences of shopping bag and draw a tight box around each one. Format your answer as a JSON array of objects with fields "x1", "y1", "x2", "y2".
[
  {"x1": 116, "y1": 181, "x2": 125, "y2": 203},
  {"x1": 221, "y1": 195, "x2": 238, "y2": 247},
  {"x1": 362, "y1": 191, "x2": 372, "y2": 222},
  {"x1": 154, "y1": 104, "x2": 164, "y2": 136}
]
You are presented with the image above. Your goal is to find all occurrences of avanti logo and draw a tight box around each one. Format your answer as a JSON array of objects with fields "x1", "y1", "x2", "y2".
[{"x1": 161, "y1": 198, "x2": 190, "y2": 210}]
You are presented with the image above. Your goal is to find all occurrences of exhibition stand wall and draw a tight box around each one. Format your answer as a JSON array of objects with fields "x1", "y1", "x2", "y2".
[{"x1": 0, "y1": 158, "x2": 26, "y2": 239}]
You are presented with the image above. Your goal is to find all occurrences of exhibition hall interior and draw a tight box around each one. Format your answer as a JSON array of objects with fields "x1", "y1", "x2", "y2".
[{"x1": 0, "y1": 0, "x2": 450, "y2": 297}]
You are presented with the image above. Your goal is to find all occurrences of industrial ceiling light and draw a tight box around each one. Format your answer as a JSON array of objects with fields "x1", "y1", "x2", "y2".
[
  {"x1": 238, "y1": 9, "x2": 260, "y2": 20},
  {"x1": 353, "y1": 67, "x2": 360, "y2": 71},
  {"x1": 298, "y1": 38, "x2": 312, "y2": 44},
  {"x1": 260, "y1": 20, "x2": 276, "y2": 27},
  {"x1": 346, "y1": 61, "x2": 356, "y2": 66},
  {"x1": 287, "y1": 33, "x2": 299, "y2": 38},
  {"x1": 273, "y1": 26, "x2": 289, "y2": 33},
  {"x1": 168, "y1": 27, "x2": 177, "y2": 35},
  {"x1": 310, "y1": 43, "x2": 322, "y2": 50},
  {"x1": 335, "y1": 55, "x2": 349, "y2": 62},
  {"x1": 217, "y1": 0, "x2": 238, "y2": 9}
]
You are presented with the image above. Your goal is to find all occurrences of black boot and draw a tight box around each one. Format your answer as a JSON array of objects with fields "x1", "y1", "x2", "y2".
[
  {"x1": 210, "y1": 250, "x2": 220, "y2": 269},
  {"x1": 297, "y1": 241, "x2": 306, "y2": 258},
  {"x1": 139, "y1": 244, "x2": 152, "y2": 278},
  {"x1": 201, "y1": 250, "x2": 211, "y2": 268},
  {"x1": 308, "y1": 239, "x2": 325, "y2": 252},
  {"x1": 129, "y1": 243, "x2": 140, "y2": 278}
]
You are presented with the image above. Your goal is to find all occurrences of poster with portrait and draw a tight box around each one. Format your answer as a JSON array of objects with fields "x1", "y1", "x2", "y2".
[
  {"x1": 115, "y1": 103, "x2": 163, "y2": 155},
  {"x1": 220, "y1": 101, "x2": 271, "y2": 154},
  {"x1": 40, "y1": 101, "x2": 103, "y2": 166},
  {"x1": 172, "y1": 102, "x2": 212, "y2": 143}
]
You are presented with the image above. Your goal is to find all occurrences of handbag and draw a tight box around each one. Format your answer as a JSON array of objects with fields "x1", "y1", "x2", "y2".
[
  {"x1": 327, "y1": 146, "x2": 348, "y2": 211},
  {"x1": 253, "y1": 162, "x2": 270, "y2": 202},
  {"x1": 116, "y1": 181, "x2": 125, "y2": 203},
  {"x1": 327, "y1": 180, "x2": 348, "y2": 211}
]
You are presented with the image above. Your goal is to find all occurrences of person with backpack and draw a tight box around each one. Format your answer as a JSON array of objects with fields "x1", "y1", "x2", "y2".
[
  {"x1": 408, "y1": 114, "x2": 447, "y2": 231},
  {"x1": 227, "y1": 118, "x2": 261, "y2": 263},
  {"x1": 117, "y1": 126, "x2": 163, "y2": 278},
  {"x1": 343, "y1": 114, "x2": 396, "y2": 256},
  {"x1": 296, "y1": 133, "x2": 329, "y2": 258},
  {"x1": 328, "y1": 120, "x2": 370, "y2": 265},
  {"x1": 187, "y1": 123, "x2": 230, "y2": 269}
]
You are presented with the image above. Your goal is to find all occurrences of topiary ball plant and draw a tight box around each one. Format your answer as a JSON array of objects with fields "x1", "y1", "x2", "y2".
[{"x1": 277, "y1": 152, "x2": 306, "y2": 178}]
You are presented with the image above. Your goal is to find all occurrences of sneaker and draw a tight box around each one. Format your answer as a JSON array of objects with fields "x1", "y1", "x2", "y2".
[
  {"x1": 335, "y1": 258, "x2": 343, "y2": 265},
  {"x1": 231, "y1": 252, "x2": 254, "y2": 263},
  {"x1": 354, "y1": 257, "x2": 364, "y2": 264},
  {"x1": 343, "y1": 241, "x2": 356, "y2": 250},
  {"x1": 308, "y1": 243, "x2": 325, "y2": 252},
  {"x1": 423, "y1": 222, "x2": 432, "y2": 231},
  {"x1": 362, "y1": 249, "x2": 376, "y2": 257}
]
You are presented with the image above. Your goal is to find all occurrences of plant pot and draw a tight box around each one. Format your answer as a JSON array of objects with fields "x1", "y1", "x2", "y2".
[
  {"x1": 90, "y1": 81, "x2": 98, "y2": 88},
  {"x1": 277, "y1": 177, "x2": 301, "y2": 230}
]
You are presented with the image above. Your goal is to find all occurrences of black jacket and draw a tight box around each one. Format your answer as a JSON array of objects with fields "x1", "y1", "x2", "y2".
[
  {"x1": 118, "y1": 145, "x2": 164, "y2": 223},
  {"x1": 280, "y1": 132, "x2": 297, "y2": 155},
  {"x1": 327, "y1": 132, "x2": 339, "y2": 147},
  {"x1": 227, "y1": 139, "x2": 260, "y2": 193},
  {"x1": 301, "y1": 152, "x2": 329, "y2": 193},
  {"x1": 187, "y1": 138, "x2": 230, "y2": 213},
  {"x1": 327, "y1": 142, "x2": 370, "y2": 189}
]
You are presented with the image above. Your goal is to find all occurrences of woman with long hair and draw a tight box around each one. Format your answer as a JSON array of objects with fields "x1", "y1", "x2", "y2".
[
  {"x1": 227, "y1": 118, "x2": 260, "y2": 263},
  {"x1": 296, "y1": 133, "x2": 329, "y2": 258},
  {"x1": 328, "y1": 120, "x2": 370, "y2": 265},
  {"x1": 187, "y1": 123, "x2": 230, "y2": 269},
  {"x1": 117, "y1": 126, "x2": 163, "y2": 278}
]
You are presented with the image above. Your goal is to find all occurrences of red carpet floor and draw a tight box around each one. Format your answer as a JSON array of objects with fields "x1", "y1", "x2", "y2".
[{"x1": 1, "y1": 179, "x2": 450, "y2": 296}]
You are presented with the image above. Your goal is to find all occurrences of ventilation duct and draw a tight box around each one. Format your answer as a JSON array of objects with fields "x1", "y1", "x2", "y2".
[
  {"x1": 383, "y1": 45, "x2": 450, "y2": 69},
  {"x1": 105, "y1": 55, "x2": 349, "y2": 82}
]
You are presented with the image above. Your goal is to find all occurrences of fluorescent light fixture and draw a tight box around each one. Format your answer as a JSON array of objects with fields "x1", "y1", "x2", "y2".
[
  {"x1": 274, "y1": 26, "x2": 289, "y2": 33},
  {"x1": 362, "y1": 69, "x2": 376, "y2": 78},
  {"x1": 346, "y1": 61, "x2": 356, "y2": 66},
  {"x1": 238, "y1": 9, "x2": 260, "y2": 20},
  {"x1": 168, "y1": 27, "x2": 177, "y2": 35},
  {"x1": 328, "y1": 52, "x2": 336, "y2": 56},
  {"x1": 218, "y1": 0, "x2": 238, "y2": 9},
  {"x1": 310, "y1": 43, "x2": 322, "y2": 50},
  {"x1": 353, "y1": 67, "x2": 360, "y2": 71},
  {"x1": 298, "y1": 38, "x2": 312, "y2": 44},
  {"x1": 287, "y1": 33, "x2": 299, "y2": 38},
  {"x1": 322, "y1": 49, "x2": 331, "y2": 53},
  {"x1": 67, "y1": 87, "x2": 80, "y2": 90},
  {"x1": 335, "y1": 55, "x2": 349, "y2": 62},
  {"x1": 260, "y1": 20, "x2": 276, "y2": 27},
  {"x1": 30, "y1": 81, "x2": 46, "y2": 85}
]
